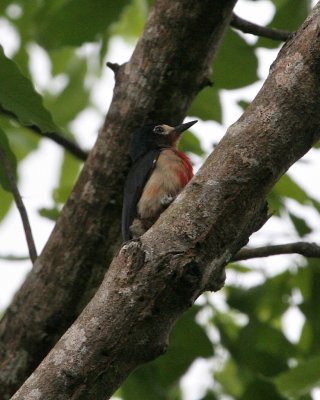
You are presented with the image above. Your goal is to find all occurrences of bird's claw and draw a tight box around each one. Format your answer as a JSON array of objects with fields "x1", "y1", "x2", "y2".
[{"x1": 161, "y1": 194, "x2": 174, "y2": 206}]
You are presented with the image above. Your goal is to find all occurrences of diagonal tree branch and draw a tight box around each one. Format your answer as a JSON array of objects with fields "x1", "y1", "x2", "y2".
[
  {"x1": 233, "y1": 242, "x2": 320, "y2": 261},
  {"x1": 231, "y1": 13, "x2": 292, "y2": 41},
  {"x1": 0, "y1": 146, "x2": 37, "y2": 263},
  {"x1": 0, "y1": 1, "x2": 237, "y2": 397},
  {"x1": 12, "y1": 4, "x2": 320, "y2": 399}
]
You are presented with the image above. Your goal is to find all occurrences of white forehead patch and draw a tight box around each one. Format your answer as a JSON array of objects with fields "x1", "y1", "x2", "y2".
[{"x1": 153, "y1": 124, "x2": 174, "y2": 135}]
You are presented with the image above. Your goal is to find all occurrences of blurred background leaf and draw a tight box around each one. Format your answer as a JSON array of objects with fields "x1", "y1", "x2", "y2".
[
  {"x1": 0, "y1": 45, "x2": 59, "y2": 133},
  {"x1": 0, "y1": 127, "x2": 17, "y2": 192},
  {"x1": 214, "y1": 30, "x2": 258, "y2": 90},
  {"x1": 257, "y1": 0, "x2": 310, "y2": 49},
  {"x1": 121, "y1": 307, "x2": 213, "y2": 400},
  {"x1": 34, "y1": 0, "x2": 131, "y2": 49}
]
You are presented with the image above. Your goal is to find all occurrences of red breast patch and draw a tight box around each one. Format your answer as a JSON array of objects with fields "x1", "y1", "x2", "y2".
[{"x1": 176, "y1": 151, "x2": 193, "y2": 187}]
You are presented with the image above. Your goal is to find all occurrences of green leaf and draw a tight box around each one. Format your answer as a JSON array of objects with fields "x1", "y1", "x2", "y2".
[
  {"x1": 239, "y1": 320, "x2": 296, "y2": 361},
  {"x1": 8, "y1": 2, "x2": 41, "y2": 57},
  {"x1": 49, "y1": 48, "x2": 78, "y2": 77},
  {"x1": 227, "y1": 263, "x2": 252, "y2": 273},
  {"x1": 270, "y1": 172, "x2": 312, "y2": 214},
  {"x1": 0, "y1": 45, "x2": 59, "y2": 133},
  {"x1": 35, "y1": 0, "x2": 130, "y2": 49},
  {"x1": 121, "y1": 307, "x2": 213, "y2": 399},
  {"x1": 298, "y1": 261, "x2": 320, "y2": 354},
  {"x1": 257, "y1": 0, "x2": 310, "y2": 49},
  {"x1": 215, "y1": 358, "x2": 244, "y2": 398},
  {"x1": 273, "y1": 174, "x2": 309, "y2": 205},
  {"x1": 213, "y1": 30, "x2": 258, "y2": 89},
  {"x1": 272, "y1": 0, "x2": 310, "y2": 30},
  {"x1": 156, "y1": 306, "x2": 213, "y2": 386},
  {"x1": 311, "y1": 197, "x2": 320, "y2": 214},
  {"x1": 226, "y1": 271, "x2": 293, "y2": 321},
  {"x1": 0, "y1": 186, "x2": 13, "y2": 222},
  {"x1": 202, "y1": 391, "x2": 219, "y2": 400},
  {"x1": 44, "y1": 56, "x2": 90, "y2": 126},
  {"x1": 0, "y1": 0, "x2": 12, "y2": 14},
  {"x1": 237, "y1": 100, "x2": 250, "y2": 111},
  {"x1": 0, "y1": 127, "x2": 17, "y2": 192},
  {"x1": 298, "y1": 320, "x2": 313, "y2": 354},
  {"x1": 38, "y1": 207, "x2": 60, "y2": 221},
  {"x1": 0, "y1": 115, "x2": 40, "y2": 161},
  {"x1": 267, "y1": 191, "x2": 284, "y2": 216},
  {"x1": 216, "y1": 316, "x2": 296, "y2": 377},
  {"x1": 53, "y1": 151, "x2": 81, "y2": 204},
  {"x1": 292, "y1": 266, "x2": 311, "y2": 302},
  {"x1": 273, "y1": 356, "x2": 320, "y2": 398},
  {"x1": 121, "y1": 366, "x2": 181, "y2": 400},
  {"x1": 189, "y1": 86, "x2": 222, "y2": 122},
  {"x1": 289, "y1": 212, "x2": 312, "y2": 237},
  {"x1": 112, "y1": 0, "x2": 148, "y2": 41},
  {"x1": 179, "y1": 131, "x2": 205, "y2": 156},
  {"x1": 240, "y1": 379, "x2": 286, "y2": 400}
]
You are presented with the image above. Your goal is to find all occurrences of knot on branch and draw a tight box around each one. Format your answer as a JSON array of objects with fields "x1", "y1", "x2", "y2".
[
  {"x1": 119, "y1": 240, "x2": 145, "y2": 275},
  {"x1": 106, "y1": 62, "x2": 125, "y2": 79},
  {"x1": 137, "y1": 339, "x2": 169, "y2": 364},
  {"x1": 207, "y1": 267, "x2": 226, "y2": 292},
  {"x1": 199, "y1": 76, "x2": 214, "y2": 90}
]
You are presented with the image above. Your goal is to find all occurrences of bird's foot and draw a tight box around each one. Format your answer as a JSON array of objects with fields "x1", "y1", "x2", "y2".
[
  {"x1": 130, "y1": 218, "x2": 147, "y2": 239},
  {"x1": 161, "y1": 194, "x2": 175, "y2": 206}
]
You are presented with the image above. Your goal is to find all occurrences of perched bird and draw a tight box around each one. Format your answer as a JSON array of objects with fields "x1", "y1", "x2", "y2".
[{"x1": 122, "y1": 120, "x2": 197, "y2": 241}]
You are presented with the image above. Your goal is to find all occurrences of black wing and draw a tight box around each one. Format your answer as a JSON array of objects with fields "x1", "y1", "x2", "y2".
[{"x1": 122, "y1": 149, "x2": 160, "y2": 241}]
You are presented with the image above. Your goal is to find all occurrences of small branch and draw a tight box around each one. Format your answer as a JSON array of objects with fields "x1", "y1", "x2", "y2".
[
  {"x1": 0, "y1": 106, "x2": 88, "y2": 161},
  {"x1": 199, "y1": 77, "x2": 214, "y2": 89},
  {"x1": 29, "y1": 125, "x2": 88, "y2": 161},
  {"x1": 231, "y1": 13, "x2": 293, "y2": 42},
  {"x1": 0, "y1": 146, "x2": 38, "y2": 263},
  {"x1": 233, "y1": 242, "x2": 320, "y2": 261},
  {"x1": 106, "y1": 62, "x2": 121, "y2": 75},
  {"x1": 0, "y1": 254, "x2": 29, "y2": 261}
]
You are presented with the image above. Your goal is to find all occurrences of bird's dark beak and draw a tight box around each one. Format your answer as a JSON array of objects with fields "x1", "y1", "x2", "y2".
[{"x1": 174, "y1": 120, "x2": 198, "y2": 133}]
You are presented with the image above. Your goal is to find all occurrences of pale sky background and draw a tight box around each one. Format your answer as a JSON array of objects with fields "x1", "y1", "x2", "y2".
[{"x1": 0, "y1": 1, "x2": 319, "y2": 399}]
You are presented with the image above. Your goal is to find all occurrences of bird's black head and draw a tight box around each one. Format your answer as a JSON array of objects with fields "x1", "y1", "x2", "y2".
[{"x1": 129, "y1": 120, "x2": 197, "y2": 162}]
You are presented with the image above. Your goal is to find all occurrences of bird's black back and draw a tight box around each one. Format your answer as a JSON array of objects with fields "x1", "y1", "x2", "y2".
[{"x1": 122, "y1": 149, "x2": 161, "y2": 241}]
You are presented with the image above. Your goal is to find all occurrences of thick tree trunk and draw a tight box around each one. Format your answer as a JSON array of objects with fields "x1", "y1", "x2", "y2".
[
  {"x1": 0, "y1": 0, "x2": 236, "y2": 398},
  {"x1": 11, "y1": 4, "x2": 320, "y2": 399}
]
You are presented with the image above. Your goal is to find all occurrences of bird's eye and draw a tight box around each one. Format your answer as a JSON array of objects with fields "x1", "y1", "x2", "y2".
[{"x1": 153, "y1": 126, "x2": 165, "y2": 135}]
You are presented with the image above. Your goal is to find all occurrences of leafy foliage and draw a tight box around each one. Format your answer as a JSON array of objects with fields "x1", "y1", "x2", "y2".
[
  {"x1": 0, "y1": 45, "x2": 59, "y2": 132},
  {"x1": 0, "y1": 0, "x2": 319, "y2": 399},
  {"x1": 0, "y1": 127, "x2": 17, "y2": 192},
  {"x1": 257, "y1": 0, "x2": 310, "y2": 48},
  {"x1": 34, "y1": 0, "x2": 131, "y2": 49},
  {"x1": 120, "y1": 307, "x2": 212, "y2": 400}
]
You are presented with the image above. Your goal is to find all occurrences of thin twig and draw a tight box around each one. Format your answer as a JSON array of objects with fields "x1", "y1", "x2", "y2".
[
  {"x1": 0, "y1": 254, "x2": 29, "y2": 261},
  {"x1": 233, "y1": 241, "x2": 320, "y2": 261},
  {"x1": 29, "y1": 124, "x2": 88, "y2": 161},
  {"x1": 106, "y1": 62, "x2": 121, "y2": 75},
  {"x1": 0, "y1": 106, "x2": 88, "y2": 161},
  {"x1": 0, "y1": 146, "x2": 38, "y2": 263},
  {"x1": 231, "y1": 13, "x2": 293, "y2": 42}
]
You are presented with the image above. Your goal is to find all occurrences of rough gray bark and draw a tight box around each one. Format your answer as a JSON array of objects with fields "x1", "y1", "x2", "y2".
[
  {"x1": 11, "y1": 4, "x2": 320, "y2": 399},
  {"x1": 0, "y1": 0, "x2": 237, "y2": 398}
]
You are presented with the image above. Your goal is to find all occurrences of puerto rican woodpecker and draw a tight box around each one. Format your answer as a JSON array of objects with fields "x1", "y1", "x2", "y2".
[{"x1": 122, "y1": 120, "x2": 198, "y2": 241}]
